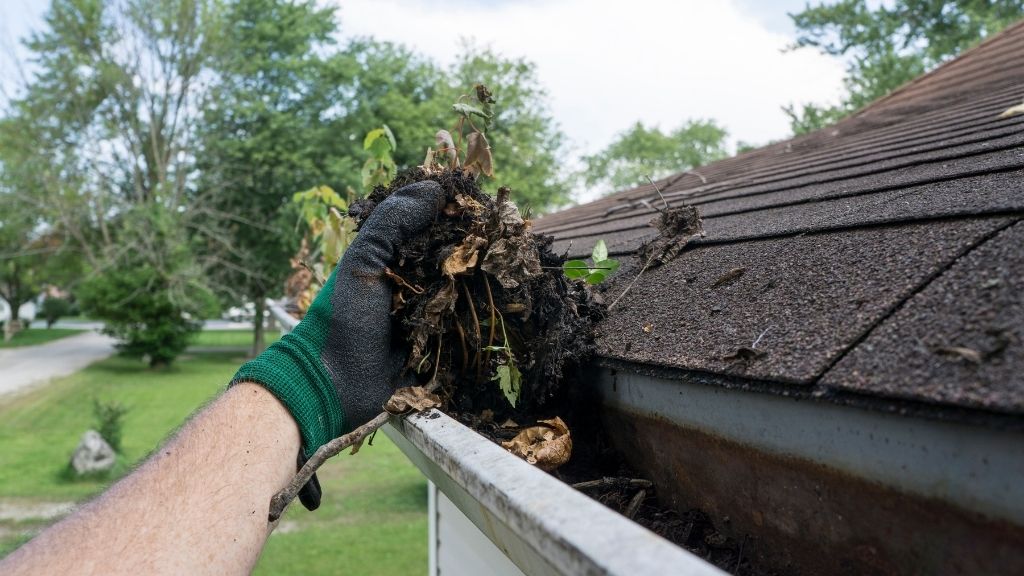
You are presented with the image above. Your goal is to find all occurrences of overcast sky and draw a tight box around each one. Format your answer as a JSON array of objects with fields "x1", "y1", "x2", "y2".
[{"x1": 1, "y1": 0, "x2": 847, "y2": 200}]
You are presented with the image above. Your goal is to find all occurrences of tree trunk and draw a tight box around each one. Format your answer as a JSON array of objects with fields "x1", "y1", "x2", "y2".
[{"x1": 251, "y1": 297, "x2": 266, "y2": 359}]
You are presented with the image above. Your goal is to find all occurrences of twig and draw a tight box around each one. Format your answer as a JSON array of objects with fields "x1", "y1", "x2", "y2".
[
  {"x1": 624, "y1": 489, "x2": 647, "y2": 520},
  {"x1": 645, "y1": 175, "x2": 669, "y2": 211},
  {"x1": 483, "y1": 275, "x2": 497, "y2": 369},
  {"x1": 572, "y1": 477, "x2": 653, "y2": 490},
  {"x1": 453, "y1": 316, "x2": 469, "y2": 373},
  {"x1": 268, "y1": 411, "x2": 389, "y2": 521},
  {"x1": 608, "y1": 253, "x2": 657, "y2": 311},
  {"x1": 752, "y1": 326, "x2": 771, "y2": 349},
  {"x1": 268, "y1": 379, "x2": 441, "y2": 522}
]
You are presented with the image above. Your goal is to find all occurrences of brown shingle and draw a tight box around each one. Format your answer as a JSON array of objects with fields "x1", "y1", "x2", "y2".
[
  {"x1": 535, "y1": 19, "x2": 1024, "y2": 415},
  {"x1": 822, "y1": 219, "x2": 1024, "y2": 413}
]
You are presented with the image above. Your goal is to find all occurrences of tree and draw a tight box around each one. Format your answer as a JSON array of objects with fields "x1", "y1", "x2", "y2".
[
  {"x1": 324, "y1": 40, "x2": 571, "y2": 213},
  {"x1": 786, "y1": 0, "x2": 1024, "y2": 134},
  {"x1": 581, "y1": 120, "x2": 728, "y2": 195},
  {"x1": 14, "y1": 0, "x2": 222, "y2": 364},
  {"x1": 198, "y1": 0, "x2": 346, "y2": 356}
]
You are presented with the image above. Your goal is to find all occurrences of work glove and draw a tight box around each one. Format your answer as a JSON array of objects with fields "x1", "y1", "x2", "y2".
[{"x1": 231, "y1": 180, "x2": 443, "y2": 510}]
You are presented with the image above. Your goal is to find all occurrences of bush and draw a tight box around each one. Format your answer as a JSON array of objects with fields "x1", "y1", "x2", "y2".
[
  {"x1": 93, "y1": 399, "x2": 129, "y2": 453},
  {"x1": 79, "y1": 265, "x2": 211, "y2": 367},
  {"x1": 78, "y1": 208, "x2": 217, "y2": 367},
  {"x1": 40, "y1": 297, "x2": 72, "y2": 328}
]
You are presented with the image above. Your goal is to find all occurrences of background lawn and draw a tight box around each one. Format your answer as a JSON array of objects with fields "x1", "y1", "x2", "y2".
[
  {"x1": 189, "y1": 328, "x2": 281, "y2": 348},
  {"x1": 0, "y1": 328, "x2": 84, "y2": 349},
  {"x1": 0, "y1": 339, "x2": 427, "y2": 572}
]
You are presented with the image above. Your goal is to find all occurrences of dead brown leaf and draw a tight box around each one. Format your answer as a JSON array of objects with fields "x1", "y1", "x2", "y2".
[
  {"x1": 464, "y1": 131, "x2": 494, "y2": 177},
  {"x1": 442, "y1": 235, "x2": 488, "y2": 278},
  {"x1": 639, "y1": 205, "x2": 704, "y2": 267},
  {"x1": 501, "y1": 417, "x2": 572, "y2": 472},
  {"x1": 455, "y1": 193, "x2": 486, "y2": 217},
  {"x1": 384, "y1": 386, "x2": 443, "y2": 415},
  {"x1": 409, "y1": 280, "x2": 458, "y2": 368},
  {"x1": 436, "y1": 130, "x2": 458, "y2": 167},
  {"x1": 481, "y1": 236, "x2": 542, "y2": 289}
]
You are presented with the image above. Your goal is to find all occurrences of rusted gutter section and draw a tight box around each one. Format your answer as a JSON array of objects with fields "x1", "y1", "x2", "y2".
[
  {"x1": 385, "y1": 410, "x2": 725, "y2": 576},
  {"x1": 597, "y1": 368, "x2": 1024, "y2": 575}
]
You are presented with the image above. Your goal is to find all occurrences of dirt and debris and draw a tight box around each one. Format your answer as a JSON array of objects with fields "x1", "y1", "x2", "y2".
[
  {"x1": 638, "y1": 205, "x2": 704, "y2": 267},
  {"x1": 350, "y1": 170, "x2": 768, "y2": 573},
  {"x1": 350, "y1": 169, "x2": 603, "y2": 460}
]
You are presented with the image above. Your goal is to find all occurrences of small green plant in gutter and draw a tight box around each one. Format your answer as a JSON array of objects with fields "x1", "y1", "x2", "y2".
[
  {"x1": 484, "y1": 313, "x2": 521, "y2": 407},
  {"x1": 563, "y1": 240, "x2": 621, "y2": 284}
]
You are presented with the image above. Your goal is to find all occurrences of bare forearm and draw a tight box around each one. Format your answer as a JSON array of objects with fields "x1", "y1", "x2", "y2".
[{"x1": 1, "y1": 383, "x2": 300, "y2": 576}]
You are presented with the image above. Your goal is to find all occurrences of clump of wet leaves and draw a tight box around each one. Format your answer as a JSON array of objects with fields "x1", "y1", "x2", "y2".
[{"x1": 350, "y1": 169, "x2": 603, "y2": 469}]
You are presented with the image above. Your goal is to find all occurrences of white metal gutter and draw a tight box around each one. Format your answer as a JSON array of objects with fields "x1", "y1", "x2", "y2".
[
  {"x1": 268, "y1": 297, "x2": 720, "y2": 574},
  {"x1": 384, "y1": 410, "x2": 725, "y2": 576},
  {"x1": 265, "y1": 298, "x2": 298, "y2": 333}
]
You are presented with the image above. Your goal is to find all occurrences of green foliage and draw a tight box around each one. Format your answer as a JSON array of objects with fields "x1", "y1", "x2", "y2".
[
  {"x1": 786, "y1": 0, "x2": 1024, "y2": 133},
  {"x1": 292, "y1": 185, "x2": 356, "y2": 283},
  {"x1": 362, "y1": 125, "x2": 398, "y2": 191},
  {"x1": 783, "y1": 102, "x2": 851, "y2": 136},
  {"x1": 582, "y1": 120, "x2": 728, "y2": 195},
  {"x1": 93, "y1": 399, "x2": 128, "y2": 453},
  {"x1": 485, "y1": 314, "x2": 522, "y2": 407},
  {"x1": 77, "y1": 209, "x2": 217, "y2": 368},
  {"x1": 562, "y1": 240, "x2": 621, "y2": 285},
  {"x1": 40, "y1": 297, "x2": 72, "y2": 328}
]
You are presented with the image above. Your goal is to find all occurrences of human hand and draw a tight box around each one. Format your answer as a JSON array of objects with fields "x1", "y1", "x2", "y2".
[{"x1": 232, "y1": 180, "x2": 443, "y2": 509}]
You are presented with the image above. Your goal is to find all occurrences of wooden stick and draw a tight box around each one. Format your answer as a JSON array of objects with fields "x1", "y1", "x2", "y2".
[
  {"x1": 268, "y1": 411, "x2": 390, "y2": 521},
  {"x1": 268, "y1": 379, "x2": 441, "y2": 522},
  {"x1": 624, "y1": 489, "x2": 647, "y2": 520},
  {"x1": 572, "y1": 477, "x2": 653, "y2": 491}
]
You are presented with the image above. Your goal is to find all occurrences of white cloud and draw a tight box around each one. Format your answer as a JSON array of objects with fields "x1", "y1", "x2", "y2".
[{"x1": 335, "y1": 0, "x2": 845, "y2": 159}]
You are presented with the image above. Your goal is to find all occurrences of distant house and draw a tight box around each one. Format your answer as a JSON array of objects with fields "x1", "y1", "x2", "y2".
[{"x1": 532, "y1": 19, "x2": 1024, "y2": 576}]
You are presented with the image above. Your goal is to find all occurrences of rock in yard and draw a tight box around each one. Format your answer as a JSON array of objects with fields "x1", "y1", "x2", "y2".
[{"x1": 70, "y1": 430, "x2": 116, "y2": 475}]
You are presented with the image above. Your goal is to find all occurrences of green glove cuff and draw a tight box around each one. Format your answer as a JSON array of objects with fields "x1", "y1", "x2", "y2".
[{"x1": 231, "y1": 272, "x2": 346, "y2": 458}]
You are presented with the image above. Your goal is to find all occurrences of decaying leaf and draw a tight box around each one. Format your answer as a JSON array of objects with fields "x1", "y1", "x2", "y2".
[
  {"x1": 436, "y1": 130, "x2": 457, "y2": 166},
  {"x1": 384, "y1": 386, "x2": 442, "y2": 415},
  {"x1": 464, "y1": 131, "x2": 494, "y2": 177},
  {"x1": 409, "y1": 280, "x2": 459, "y2": 369},
  {"x1": 443, "y1": 235, "x2": 488, "y2": 278},
  {"x1": 998, "y1": 100, "x2": 1024, "y2": 119},
  {"x1": 501, "y1": 417, "x2": 572, "y2": 472},
  {"x1": 481, "y1": 236, "x2": 542, "y2": 289},
  {"x1": 422, "y1": 147, "x2": 435, "y2": 170},
  {"x1": 455, "y1": 193, "x2": 485, "y2": 217},
  {"x1": 638, "y1": 205, "x2": 704, "y2": 267},
  {"x1": 495, "y1": 186, "x2": 525, "y2": 233}
]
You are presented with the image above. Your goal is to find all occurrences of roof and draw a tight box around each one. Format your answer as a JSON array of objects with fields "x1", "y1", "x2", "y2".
[{"x1": 534, "y1": 20, "x2": 1024, "y2": 419}]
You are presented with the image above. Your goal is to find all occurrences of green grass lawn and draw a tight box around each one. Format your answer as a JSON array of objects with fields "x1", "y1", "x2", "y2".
[
  {"x1": 0, "y1": 347, "x2": 427, "y2": 572},
  {"x1": 189, "y1": 329, "x2": 281, "y2": 348},
  {"x1": 0, "y1": 328, "x2": 84, "y2": 349}
]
